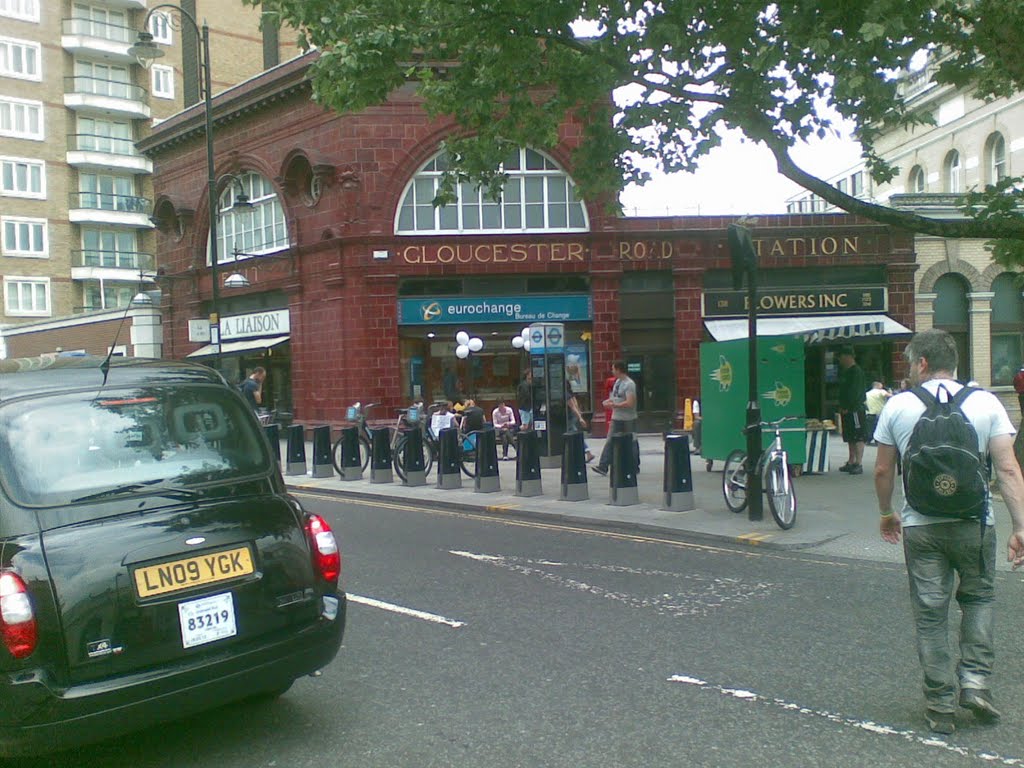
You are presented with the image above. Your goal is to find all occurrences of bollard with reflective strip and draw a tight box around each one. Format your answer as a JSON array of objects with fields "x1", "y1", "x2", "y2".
[
  {"x1": 662, "y1": 433, "x2": 695, "y2": 511},
  {"x1": 474, "y1": 428, "x2": 500, "y2": 493},
  {"x1": 370, "y1": 427, "x2": 393, "y2": 483},
  {"x1": 285, "y1": 424, "x2": 307, "y2": 476},
  {"x1": 311, "y1": 425, "x2": 333, "y2": 478},
  {"x1": 436, "y1": 427, "x2": 462, "y2": 490},
  {"x1": 263, "y1": 423, "x2": 280, "y2": 465},
  {"x1": 401, "y1": 427, "x2": 426, "y2": 486},
  {"x1": 515, "y1": 429, "x2": 542, "y2": 497},
  {"x1": 559, "y1": 430, "x2": 589, "y2": 501},
  {"x1": 609, "y1": 432, "x2": 640, "y2": 506},
  {"x1": 338, "y1": 425, "x2": 363, "y2": 481}
]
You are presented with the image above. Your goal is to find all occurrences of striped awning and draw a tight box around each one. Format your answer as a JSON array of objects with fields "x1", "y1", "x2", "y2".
[{"x1": 703, "y1": 314, "x2": 912, "y2": 343}]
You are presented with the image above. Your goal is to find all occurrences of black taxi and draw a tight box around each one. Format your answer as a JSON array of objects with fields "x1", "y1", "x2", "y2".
[{"x1": 0, "y1": 355, "x2": 345, "y2": 755}]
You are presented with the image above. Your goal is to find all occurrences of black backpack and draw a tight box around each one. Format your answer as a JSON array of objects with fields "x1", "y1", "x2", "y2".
[{"x1": 902, "y1": 384, "x2": 988, "y2": 521}]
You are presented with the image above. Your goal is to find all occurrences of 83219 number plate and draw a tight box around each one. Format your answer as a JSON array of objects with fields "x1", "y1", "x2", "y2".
[{"x1": 178, "y1": 592, "x2": 237, "y2": 649}]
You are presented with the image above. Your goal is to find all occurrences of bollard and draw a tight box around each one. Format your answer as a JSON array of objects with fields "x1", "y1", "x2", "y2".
[
  {"x1": 515, "y1": 429, "x2": 543, "y2": 497},
  {"x1": 662, "y1": 434, "x2": 695, "y2": 511},
  {"x1": 401, "y1": 427, "x2": 426, "y2": 486},
  {"x1": 285, "y1": 424, "x2": 307, "y2": 476},
  {"x1": 559, "y1": 430, "x2": 589, "y2": 501},
  {"x1": 370, "y1": 427, "x2": 393, "y2": 484},
  {"x1": 263, "y1": 423, "x2": 280, "y2": 465},
  {"x1": 474, "y1": 428, "x2": 500, "y2": 493},
  {"x1": 311, "y1": 425, "x2": 333, "y2": 478},
  {"x1": 609, "y1": 432, "x2": 640, "y2": 506},
  {"x1": 337, "y1": 425, "x2": 363, "y2": 481},
  {"x1": 436, "y1": 427, "x2": 462, "y2": 490}
]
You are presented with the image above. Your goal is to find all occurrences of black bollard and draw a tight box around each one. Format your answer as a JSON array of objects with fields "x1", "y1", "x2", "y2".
[
  {"x1": 560, "y1": 430, "x2": 589, "y2": 501},
  {"x1": 662, "y1": 434, "x2": 695, "y2": 511},
  {"x1": 436, "y1": 426, "x2": 462, "y2": 489},
  {"x1": 370, "y1": 427, "x2": 393, "y2": 484},
  {"x1": 609, "y1": 432, "x2": 639, "y2": 506},
  {"x1": 338, "y1": 425, "x2": 363, "y2": 481},
  {"x1": 474, "y1": 428, "x2": 500, "y2": 493},
  {"x1": 401, "y1": 427, "x2": 426, "y2": 486},
  {"x1": 263, "y1": 423, "x2": 280, "y2": 465},
  {"x1": 311, "y1": 425, "x2": 333, "y2": 478},
  {"x1": 515, "y1": 429, "x2": 542, "y2": 497},
  {"x1": 285, "y1": 423, "x2": 307, "y2": 476}
]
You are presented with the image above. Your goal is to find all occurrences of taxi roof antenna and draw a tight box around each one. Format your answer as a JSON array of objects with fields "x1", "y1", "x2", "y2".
[{"x1": 99, "y1": 270, "x2": 149, "y2": 386}]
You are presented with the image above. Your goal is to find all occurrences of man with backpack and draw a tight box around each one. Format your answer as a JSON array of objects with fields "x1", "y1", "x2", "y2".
[{"x1": 873, "y1": 329, "x2": 1024, "y2": 735}]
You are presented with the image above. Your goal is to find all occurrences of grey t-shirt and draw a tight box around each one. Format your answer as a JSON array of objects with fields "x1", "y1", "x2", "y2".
[{"x1": 610, "y1": 376, "x2": 637, "y2": 421}]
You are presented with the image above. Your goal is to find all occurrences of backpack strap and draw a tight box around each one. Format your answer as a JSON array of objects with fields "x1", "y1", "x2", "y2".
[
  {"x1": 910, "y1": 385, "x2": 935, "y2": 408},
  {"x1": 952, "y1": 385, "x2": 977, "y2": 408}
]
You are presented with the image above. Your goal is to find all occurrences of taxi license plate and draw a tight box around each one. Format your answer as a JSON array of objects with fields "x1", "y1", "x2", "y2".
[
  {"x1": 178, "y1": 592, "x2": 237, "y2": 649},
  {"x1": 133, "y1": 546, "x2": 254, "y2": 599}
]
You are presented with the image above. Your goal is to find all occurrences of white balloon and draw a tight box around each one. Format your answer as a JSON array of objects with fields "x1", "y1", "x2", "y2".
[
  {"x1": 512, "y1": 337, "x2": 524, "y2": 349},
  {"x1": 523, "y1": 339, "x2": 531, "y2": 351},
  {"x1": 521, "y1": 327, "x2": 530, "y2": 340},
  {"x1": 468, "y1": 337, "x2": 483, "y2": 352},
  {"x1": 455, "y1": 331, "x2": 470, "y2": 346},
  {"x1": 455, "y1": 345, "x2": 470, "y2": 359}
]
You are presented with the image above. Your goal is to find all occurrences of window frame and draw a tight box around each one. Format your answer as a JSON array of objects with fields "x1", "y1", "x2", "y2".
[
  {"x1": 215, "y1": 172, "x2": 289, "y2": 262},
  {"x1": 0, "y1": 0, "x2": 39, "y2": 22},
  {"x1": 985, "y1": 132, "x2": 1007, "y2": 187},
  {"x1": 148, "y1": 10, "x2": 172, "y2": 44},
  {"x1": 151, "y1": 63, "x2": 174, "y2": 100},
  {"x1": 0, "y1": 36, "x2": 41, "y2": 81},
  {"x1": 1, "y1": 216, "x2": 47, "y2": 258},
  {"x1": 908, "y1": 164, "x2": 926, "y2": 193},
  {"x1": 944, "y1": 150, "x2": 962, "y2": 193},
  {"x1": 3, "y1": 275, "x2": 49, "y2": 317},
  {"x1": 0, "y1": 95, "x2": 43, "y2": 140},
  {"x1": 0, "y1": 155, "x2": 45, "y2": 199}
]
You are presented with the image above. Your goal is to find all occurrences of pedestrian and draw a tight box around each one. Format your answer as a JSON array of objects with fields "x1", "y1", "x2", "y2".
[
  {"x1": 517, "y1": 369, "x2": 533, "y2": 430},
  {"x1": 593, "y1": 362, "x2": 638, "y2": 477},
  {"x1": 429, "y1": 401, "x2": 454, "y2": 438},
  {"x1": 602, "y1": 372, "x2": 616, "y2": 433},
  {"x1": 565, "y1": 381, "x2": 594, "y2": 463},
  {"x1": 837, "y1": 346, "x2": 867, "y2": 473},
  {"x1": 864, "y1": 380, "x2": 891, "y2": 446},
  {"x1": 239, "y1": 366, "x2": 266, "y2": 411},
  {"x1": 491, "y1": 400, "x2": 517, "y2": 459},
  {"x1": 874, "y1": 328, "x2": 1024, "y2": 734},
  {"x1": 459, "y1": 398, "x2": 485, "y2": 448}
]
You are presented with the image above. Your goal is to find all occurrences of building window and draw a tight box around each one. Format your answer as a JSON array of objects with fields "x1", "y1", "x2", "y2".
[
  {"x1": 0, "y1": 0, "x2": 39, "y2": 22},
  {"x1": 151, "y1": 64, "x2": 174, "y2": 100},
  {"x1": 0, "y1": 96, "x2": 42, "y2": 140},
  {"x1": 985, "y1": 132, "x2": 1007, "y2": 187},
  {"x1": 83, "y1": 281, "x2": 134, "y2": 311},
  {"x1": 73, "y1": 59, "x2": 131, "y2": 98},
  {"x1": 76, "y1": 116, "x2": 132, "y2": 154},
  {"x1": 396, "y1": 148, "x2": 588, "y2": 234},
  {"x1": 850, "y1": 172, "x2": 864, "y2": 197},
  {"x1": 216, "y1": 172, "x2": 288, "y2": 261},
  {"x1": 3, "y1": 276, "x2": 49, "y2": 316},
  {"x1": 0, "y1": 156, "x2": 44, "y2": 198},
  {"x1": 0, "y1": 37, "x2": 41, "y2": 81},
  {"x1": 990, "y1": 272, "x2": 1024, "y2": 386},
  {"x1": 944, "y1": 150, "x2": 962, "y2": 193},
  {"x1": 908, "y1": 165, "x2": 926, "y2": 193},
  {"x1": 70, "y1": 3, "x2": 129, "y2": 42},
  {"x1": 78, "y1": 172, "x2": 138, "y2": 211},
  {"x1": 148, "y1": 10, "x2": 172, "y2": 44},
  {"x1": 1, "y1": 216, "x2": 46, "y2": 257},
  {"x1": 80, "y1": 228, "x2": 138, "y2": 268},
  {"x1": 933, "y1": 273, "x2": 971, "y2": 379}
]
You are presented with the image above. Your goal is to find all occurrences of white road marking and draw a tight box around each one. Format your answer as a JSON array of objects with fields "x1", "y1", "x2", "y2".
[
  {"x1": 348, "y1": 594, "x2": 466, "y2": 628},
  {"x1": 669, "y1": 675, "x2": 1024, "y2": 764}
]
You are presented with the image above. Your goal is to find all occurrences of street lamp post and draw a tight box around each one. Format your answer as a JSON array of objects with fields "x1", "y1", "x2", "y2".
[{"x1": 130, "y1": 6, "x2": 222, "y2": 367}]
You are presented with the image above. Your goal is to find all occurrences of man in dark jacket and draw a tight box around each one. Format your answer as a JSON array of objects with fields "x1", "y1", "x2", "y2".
[
  {"x1": 517, "y1": 370, "x2": 533, "y2": 430},
  {"x1": 837, "y1": 347, "x2": 867, "y2": 474}
]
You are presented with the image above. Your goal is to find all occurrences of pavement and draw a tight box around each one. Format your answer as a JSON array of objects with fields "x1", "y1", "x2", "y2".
[{"x1": 282, "y1": 433, "x2": 1021, "y2": 568}]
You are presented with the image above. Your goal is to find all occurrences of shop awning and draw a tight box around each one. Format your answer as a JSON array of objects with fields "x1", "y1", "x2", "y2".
[
  {"x1": 703, "y1": 314, "x2": 913, "y2": 343},
  {"x1": 186, "y1": 335, "x2": 290, "y2": 358}
]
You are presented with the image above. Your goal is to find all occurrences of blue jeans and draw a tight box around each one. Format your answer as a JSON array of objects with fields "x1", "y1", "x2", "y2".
[{"x1": 902, "y1": 523, "x2": 996, "y2": 713}]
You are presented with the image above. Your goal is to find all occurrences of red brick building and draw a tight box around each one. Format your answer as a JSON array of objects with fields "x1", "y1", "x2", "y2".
[{"x1": 138, "y1": 51, "x2": 916, "y2": 432}]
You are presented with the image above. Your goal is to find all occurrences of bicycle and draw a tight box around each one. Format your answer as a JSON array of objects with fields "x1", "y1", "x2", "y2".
[
  {"x1": 721, "y1": 415, "x2": 801, "y2": 529},
  {"x1": 330, "y1": 401, "x2": 378, "y2": 476},
  {"x1": 392, "y1": 402, "x2": 447, "y2": 481}
]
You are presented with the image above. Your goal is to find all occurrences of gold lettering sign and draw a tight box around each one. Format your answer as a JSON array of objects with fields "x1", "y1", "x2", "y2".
[
  {"x1": 618, "y1": 241, "x2": 674, "y2": 261},
  {"x1": 752, "y1": 236, "x2": 860, "y2": 258},
  {"x1": 400, "y1": 243, "x2": 586, "y2": 265}
]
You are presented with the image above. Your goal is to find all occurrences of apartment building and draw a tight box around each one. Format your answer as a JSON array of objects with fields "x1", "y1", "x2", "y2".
[{"x1": 0, "y1": 0, "x2": 299, "y2": 355}]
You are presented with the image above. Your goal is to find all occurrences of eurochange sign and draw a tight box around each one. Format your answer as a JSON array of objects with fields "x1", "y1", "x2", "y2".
[{"x1": 399, "y1": 295, "x2": 592, "y2": 325}]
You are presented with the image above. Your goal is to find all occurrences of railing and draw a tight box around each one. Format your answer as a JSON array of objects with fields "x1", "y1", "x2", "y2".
[
  {"x1": 69, "y1": 192, "x2": 151, "y2": 214},
  {"x1": 62, "y1": 17, "x2": 135, "y2": 44},
  {"x1": 67, "y1": 133, "x2": 140, "y2": 156},
  {"x1": 64, "y1": 76, "x2": 148, "y2": 103},
  {"x1": 72, "y1": 250, "x2": 154, "y2": 270}
]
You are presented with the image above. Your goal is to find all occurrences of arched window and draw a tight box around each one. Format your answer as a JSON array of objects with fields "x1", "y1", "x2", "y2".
[
  {"x1": 215, "y1": 172, "x2": 288, "y2": 263},
  {"x1": 985, "y1": 132, "x2": 1007, "y2": 186},
  {"x1": 933, "y1": 273, "x2": 971, "y2": 378},
  {"x1": 990, "y1": 272, "x2": 1024, "y2": 385},
  {"x1": 908, "y1": 165, "x2": 926, "y2": 193},
  {"x1": 395, "y1": 148, "x2": 588, "y2": 234},
  {"x1": 943, "y1": 150, "x2": 962, "y2": 193}
]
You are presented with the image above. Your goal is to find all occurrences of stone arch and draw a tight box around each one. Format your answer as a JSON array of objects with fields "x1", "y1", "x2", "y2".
[{"x1": 918, "y1": 258, "x2": 983, "y2": 293}]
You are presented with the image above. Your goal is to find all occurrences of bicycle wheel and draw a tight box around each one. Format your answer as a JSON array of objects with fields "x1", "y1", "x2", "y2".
[
  {"x1": 459, "y1": 439, "x2": 477, "y2": 478},
  {"x1": 393, "y1": 435, "x2": 435, "y2": 480},
  {"x1": 359, "y1": 436, "x2": 371, "y2": 471},
  {"x1": 331, "y1": 437, "x2": 345, "y2": 477},
  {"x1": 765, "y1": 455, "x2": 797, "y2": 529},
  {"x1": 722, "y1": 449, "x2": 749, "y2": 513}
]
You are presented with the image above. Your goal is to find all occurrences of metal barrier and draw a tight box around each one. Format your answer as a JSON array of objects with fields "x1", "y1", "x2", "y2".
[
  {"x1": 263, "y1": 423, "x2": 280, "y2": 465},
  {"x1": 436, "y1": 427, "x2": 462, "y2": 490},
  {"x1": 337, "y1": 425, "x2": 363, "y2": 481},
  {"x1": 311, "y1": 425, "x2": 334, "y2": 478},
  {"x1": 662, "y1": 434, "x2": 695, "y2": 511},
  {"x1": 515, "y1": 429, "x2": 542, "y2": 497},
  {"x1": 609, "y1": 432, "x2": 639, "y2": 506},
  {"x1": 474, "y1": 428, "x2": 500, "y2": 493},
  {"x1": 559, "y1": 431, "x2": 589, "y2": 501},
  {"x1": 401, "y1": 428, "x2": 427, "y2": 487},
  {"x1": 370, "y1": 427, "x2": 393, "y2": 484},
  {"x1": 285, "y1": 424, "x2": 307, "y2": 476}
]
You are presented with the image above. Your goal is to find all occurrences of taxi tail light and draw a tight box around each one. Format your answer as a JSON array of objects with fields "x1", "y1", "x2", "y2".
[
  {"x1": 0, "y1": 572, "x2": 37, "y2": 660},
  {"x1": 306, "y1": 514, "x2": 341, "y2": 585}
]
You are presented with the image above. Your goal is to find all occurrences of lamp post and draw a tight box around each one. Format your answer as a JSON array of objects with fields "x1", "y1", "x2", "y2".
[{"x1": 130, "y1": 6, "x2": 222, "y2": 368}]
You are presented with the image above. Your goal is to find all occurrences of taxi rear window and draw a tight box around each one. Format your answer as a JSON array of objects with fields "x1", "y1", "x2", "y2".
[{"x1": 0, "y1": 384, "x2": 269, "y2": 507}]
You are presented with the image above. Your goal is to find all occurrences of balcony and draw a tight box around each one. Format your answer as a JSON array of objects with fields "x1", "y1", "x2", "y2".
[
  {"x1": 66, "y1": 133, "x2": 153, "y2": 174},
  {"x1": 102, "y1": 0, "x2": 147, "y2": 9},
  {"x1": 61, "y1": 18, "x2": 136, "y2": 62},
  {"x1": 71, "y1": 249, "x2": 154, "y2": 282},
  {"x1": 68, "y1": 192, "x2": 153, "y2": 228},
  {"x1": 63, "y1": 76, "x2": 151, "y2": 120}
]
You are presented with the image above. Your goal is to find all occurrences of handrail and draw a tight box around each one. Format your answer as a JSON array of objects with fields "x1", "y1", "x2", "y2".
[
  {"x1": 69, "y1": 191, "x2": 151, "y2": 213},
  {"x1": 67, "y1": 133, "x2": 140, "y2": 156},
  {"x1": 72, "y1": 249, "x2": 153, "y2": 269},
  {"x1": 62, "y1": 17, "x2": 135, "y2": 43},
  {"x1": 64, "y1": 76, "x2": 149, "y2": 103}
]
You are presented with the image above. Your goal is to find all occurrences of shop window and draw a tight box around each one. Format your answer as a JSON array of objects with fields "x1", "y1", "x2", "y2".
[
  {"x1": 932, "y1": 273, "x2": 971, "y2": 379},
  {"x1": 216, "y1": 172, "x2": 288, "y2": 262},
  {"x1": 985, "y1": 132, "x2": 1007, "y2": 187},
  {"x1": 396, "y1": 148, "x2": 588, "y2": 235},
  {"x1": 908, "y1": 165, "x2": 926, "y2": 193},
  {"x1": 990, "y1": 272, "x2": 1024, "y2": 385}
]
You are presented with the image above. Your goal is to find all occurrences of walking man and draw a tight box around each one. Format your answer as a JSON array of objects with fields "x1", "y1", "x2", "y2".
[
  {"x1": 864, "y1": 380, "x2": 891, "y2": 446},
  {"x1": 240, "y1": 367, "x2": 266, "y2": 412},
  {"x1": 837, "y1": 346, "x2": 867, "y2": 473},
  {"x1": 874, "y1": 329, "x2": 1024, "y2": 734},
  {"x1": 593, "y1": 362, "x2": 637, "y2": 477},
  {"x1": 517, "y1": 369, "x2": 533, "y2": 430}
]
